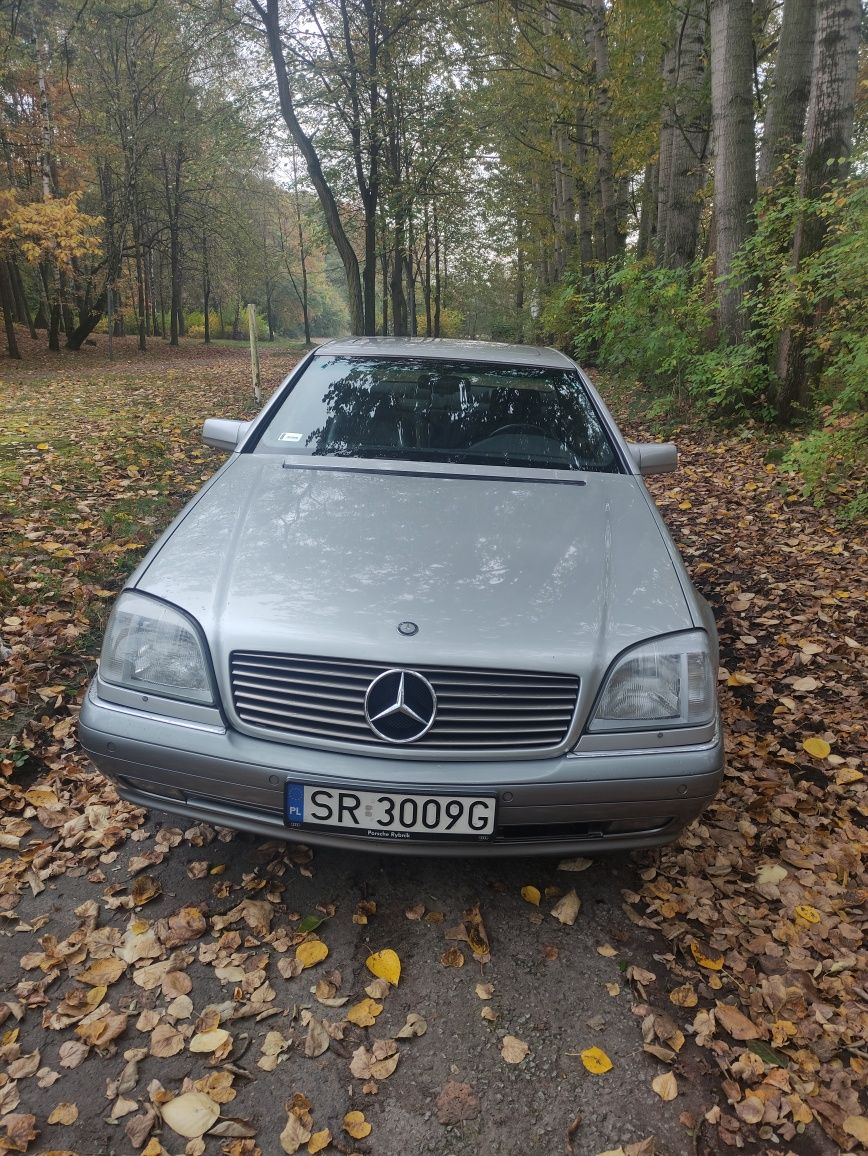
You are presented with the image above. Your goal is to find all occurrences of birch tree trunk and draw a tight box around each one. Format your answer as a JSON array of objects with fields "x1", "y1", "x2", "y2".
[
  {"x1": 775, "y1": 0, "x2": 861, "y2": 419},
  {"x1": 758, "y1": 0, "x2": 817, "y2": 189},
  {"x1": 709, "y1": 0, "x2": 756, "y2": 341}
]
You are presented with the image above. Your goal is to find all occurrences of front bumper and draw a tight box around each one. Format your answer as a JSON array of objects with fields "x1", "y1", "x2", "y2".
[{"x1": 79, "y1": 682, "x2": 724, "y2": 857}]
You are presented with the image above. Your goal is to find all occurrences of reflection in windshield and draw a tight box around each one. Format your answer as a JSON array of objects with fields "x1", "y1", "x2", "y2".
[{"x1": 255, "y1": 357, "x2": 620, "y2": 473}]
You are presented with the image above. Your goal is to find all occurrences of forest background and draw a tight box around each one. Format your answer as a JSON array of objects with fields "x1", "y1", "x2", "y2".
[{"x1": 0, "y1": 0, "x2": 864, "y2": 517}]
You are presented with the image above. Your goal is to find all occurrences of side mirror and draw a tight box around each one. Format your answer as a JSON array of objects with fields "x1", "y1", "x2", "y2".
[
  {"x1": 627, "y1": 441, "x2": 678, "y2": 475},
  {"x1": 202, "y1": 418, "x2": 250, "y2": 452}
]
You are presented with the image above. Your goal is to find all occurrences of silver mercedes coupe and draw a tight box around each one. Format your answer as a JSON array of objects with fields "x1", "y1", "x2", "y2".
[{"x1": 79, "y1": 338, "x2": 723, "y2": 855}]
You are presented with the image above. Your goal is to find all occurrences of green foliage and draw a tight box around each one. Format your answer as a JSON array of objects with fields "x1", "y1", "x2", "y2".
[
  {"x1": 185, "y1": 311, "x2": 223, "y2": 339},
  {"x1": 439, "y1": 307, "x2": 465, "y2": 338},
  {"x1": 541, "y1": 178, "x2": 866, "y2": 429},
  {"x1": 782, "y1": 409, "x2": 867, "y2": 521}
]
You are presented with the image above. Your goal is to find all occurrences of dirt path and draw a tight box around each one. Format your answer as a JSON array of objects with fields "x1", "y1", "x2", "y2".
[{"x1": 0, "y1": 342, "x2": 864, "y2": 1156}]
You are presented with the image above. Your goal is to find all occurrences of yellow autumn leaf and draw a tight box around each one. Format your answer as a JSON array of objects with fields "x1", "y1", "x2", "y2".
[
  {"x1": 669, "y1": 984, "x2": 698, "y2": 1008},
  {"x1": 346, "y1": 998, "x2": 383, "y2": 1027},
  {"x1": 580, "y1": 1046, "x2": 613, "y2": 1074},
  {"x1": 843, "y1": 1117, "x2": 868, "y2": 1145},
  {"x1": 161, "y1": 1091, "x2": 220, "y2": 1138},
  {"x1": 652, "y1": 1071, "x2": 678, "y2": 1101},
  {"x1": 23, "y1": 787, "x2": 58, "y2": 807},
  {"x1": 342, "y1": 1110, "x2": 372, "y2": 1140},
  {"x1": 75, "y1": 957, "x2": 126, "y2": 986},
  {"x1": 835, "y1": 766, "x2": 863, "y2": 785},
  {"x1": 189, "y1": 1028, "x2": 231, "y2": 1053},
  {"x1": 794, "y1": 904, "x2": 821, "y2": 924},
  {"x1": 365, "y1": 948, "x2": 401, "y2": 986},
  {"x1": 307, "y1": 1129, "x2": 332, "y2": 1154},
  {"x1": 802, "y1": 736, "x2": 831, "y2": 759},
  {"x1": 690, "y1": 941, "x2": 724, "y2": 971},
  {"x1": 295, "y1": 940, "x2": 329, "y2": 970},
  {"x1": 47, "y1": 1103, "x2": 79, "y2": 1125},
  {"x1": 520, "y1": 885, "x2": 541, "y2": 906}
]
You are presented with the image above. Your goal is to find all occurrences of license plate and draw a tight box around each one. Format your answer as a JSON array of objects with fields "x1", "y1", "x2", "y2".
[{"x1": 285, "y1": 783, "x2": 496, "y2": 842}]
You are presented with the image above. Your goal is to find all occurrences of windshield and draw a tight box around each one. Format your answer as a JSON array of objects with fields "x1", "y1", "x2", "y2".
[{"x1": 253, "y1": 356, "x2": 621, "y2": 473}]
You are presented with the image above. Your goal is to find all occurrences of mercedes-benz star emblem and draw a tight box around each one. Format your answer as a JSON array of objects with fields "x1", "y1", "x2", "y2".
[{"x1": 364, "y1": 669, "x2": 437, "y2": 743}]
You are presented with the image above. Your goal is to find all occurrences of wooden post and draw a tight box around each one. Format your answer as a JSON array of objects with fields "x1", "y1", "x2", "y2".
[{"x1": 247, "y1": 303, "x2": 261, "y2": 405}]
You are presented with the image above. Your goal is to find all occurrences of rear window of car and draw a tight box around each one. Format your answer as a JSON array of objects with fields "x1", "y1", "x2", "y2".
[{"x1": 253, "y1": 355, "x2": 621, "y2": 473}]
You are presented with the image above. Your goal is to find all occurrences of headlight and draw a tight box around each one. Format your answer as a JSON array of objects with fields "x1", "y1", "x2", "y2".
[
  {"x1": 100, "y1": 592, "x2": 215, "y2": 704},
  {"x1": 589, "y1": 631, "x2": 715, "y2": 732}
]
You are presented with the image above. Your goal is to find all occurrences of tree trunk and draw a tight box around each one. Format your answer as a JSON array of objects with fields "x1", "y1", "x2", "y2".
[
  {"x1": 709, "y1": 0, "x2": 757, "y2": 341},
  {"x1": 423, "y1": 201, "x2": 433, "y2": 337},
  {"x1": 48, "y1": 302, "x2": 61, "y2": 351},
  {"x1": 775, "y1": 0, "x2": 860, "y2": 420},
  {"x1": 758, "y1": 0, "x2": 817, "y2": 189},
  {"x1": 637, "y1": 162, "x2": 658, "y2": 259},
  {"x1": 586, "y1": 0, "x2": 623, "y2": 261},
  {"x1": 391, "y1": 224, "x2": 408, "y2": 336},
  {"x1": 0, "y1": 261, "x2": 21, "y2": 359},
  {"x1": 381, "y1": 244, "x2": 389, "y2": 335},
  {"x1": 576, "y1": 121, "x2": 595, "y2": 274},
  {"x1": 169, "y1": 216, "x2": 180, "y2": 346},
  {"x1": 433, "y1": 202, "x2": 441, "y2": 337},
  {"x1": 663, "y1": 0, "x2": 710, "y2": 268},
  {"x1": 290, "y1": 147, "x2": 312, "y2": 346},
  {"x1": 255, "y1": 0, "x2": 363, "y2": 334},
  {"x1": 133, "y1": 211, "x2": 147, "y2": 351},
  {"x1": 407, "y1": 203, "x2": 417, "y2": 336},
  {"x1": 515, "y1": 216, "x2": 525, "y2": 320},
  {"x1": 10, "y1": 260, "x2": 36, "y2": 338},
  {"x1": 66, "y1": 301, "x2": 105, "y2": 350},
  {"x1": 656, "y1": 39, "x2": 678, "y2": 253},
  {"x1": 202, "y1": 234, "x2": 211, "y2": 345}
]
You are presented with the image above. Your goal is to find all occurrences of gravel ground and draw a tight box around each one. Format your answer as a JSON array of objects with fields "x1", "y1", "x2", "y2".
[{"x1": 2, "y1": 803, "x2": 718, "y2": 1156}]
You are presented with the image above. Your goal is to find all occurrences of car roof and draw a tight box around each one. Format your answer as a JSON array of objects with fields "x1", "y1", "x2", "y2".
[{"x1": 314, "y1": 336, "x2": 577, "y2": 371}]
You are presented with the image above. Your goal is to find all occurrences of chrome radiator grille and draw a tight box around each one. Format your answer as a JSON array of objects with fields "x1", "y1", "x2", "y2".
[{"x1": 229, "y1": 652, "x2": 579, "y2": 754}]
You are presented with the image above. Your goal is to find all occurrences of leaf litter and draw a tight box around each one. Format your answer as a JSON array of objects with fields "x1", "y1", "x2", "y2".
[{"x1": 0, "y1": 357, "x2": 864, "y2": 1153}]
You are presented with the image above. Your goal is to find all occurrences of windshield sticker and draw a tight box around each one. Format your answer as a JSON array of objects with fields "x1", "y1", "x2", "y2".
[{"x1": 278, "y1": 432, "x2": 304, "y2": 443}]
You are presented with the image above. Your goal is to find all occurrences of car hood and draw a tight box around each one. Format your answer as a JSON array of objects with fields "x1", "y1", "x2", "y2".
[{"x1": 136, "y1": 456, "x2": 692, "y2": 679}]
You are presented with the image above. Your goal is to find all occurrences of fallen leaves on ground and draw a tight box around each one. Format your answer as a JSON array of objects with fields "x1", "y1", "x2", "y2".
[
  {"x1": 160, "y1": 1091, "x2": 220, "y2": 1138},
  {"x1": 580, "y1": 1046, "x2": 613, "y2": 1074},
  {"x1": 342, "y1": 1109, "x2": 371, "y2": 1139},
  {"x1": 0, "y1": 358, "x2": 864, "y2": 1154},
  {"x1": 500, "y1": 1035, "x2": 529, "y2": 1064},
  {"x1": 364, "y1": 948, "x2": 401, "y2": 986},
  {"x1": 619, "y1": 412, "x2": 866, "y2": 1153},
  {"x1": 550, "y1": 889, "x2": 580, "y2": 925},
  {"x1": 651, "y1": 1071, "x2": 678, "y2": 1101},
  {"x1": 295, "y1": 939, "x2": 328, "y2": 970}
]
